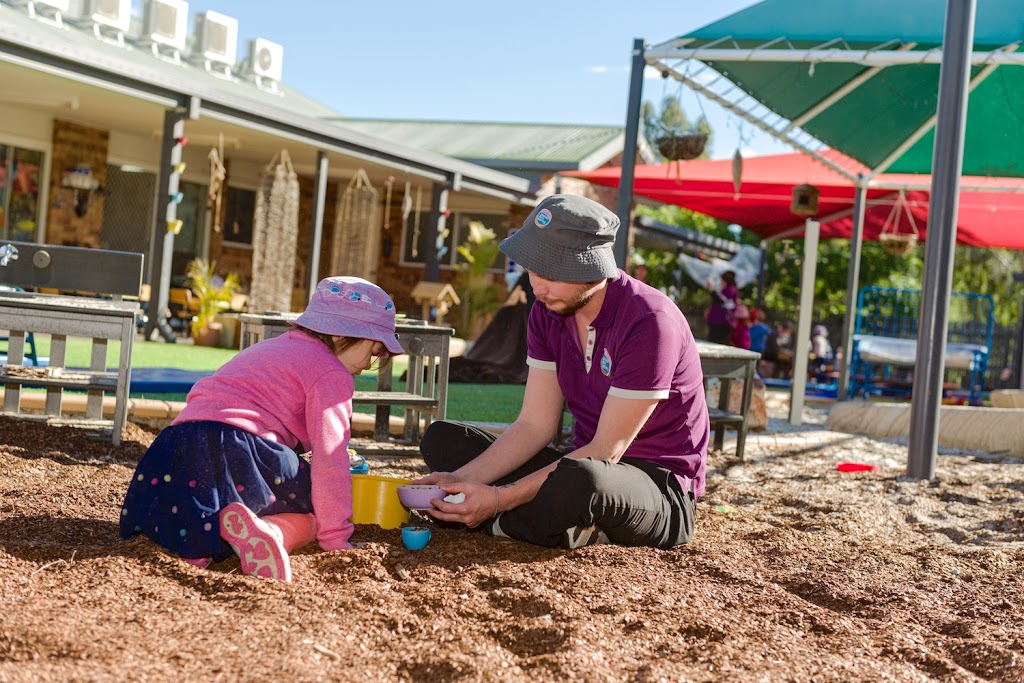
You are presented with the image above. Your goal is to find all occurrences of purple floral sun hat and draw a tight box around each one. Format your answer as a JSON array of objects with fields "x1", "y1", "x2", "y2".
[{"x1": 291, "y1": 276, "x2": 404, "y2": 355}]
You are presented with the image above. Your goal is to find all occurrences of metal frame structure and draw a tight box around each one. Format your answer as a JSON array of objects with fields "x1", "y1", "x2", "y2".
[{"x1": 617, "y1": 0, "x2": 1005, "y2": 478}]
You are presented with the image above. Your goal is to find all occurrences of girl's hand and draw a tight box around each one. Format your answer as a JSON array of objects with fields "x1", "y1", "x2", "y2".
[
  {"x1": 428, "y1": 481, "x2": 504, "y2": 529},
  {"x1": 413, "y1": 471, "x2": 460, "y2": 486}
]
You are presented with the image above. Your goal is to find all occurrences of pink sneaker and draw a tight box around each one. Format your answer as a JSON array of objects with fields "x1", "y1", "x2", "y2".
[
  {"x1": 219, "y1": 503, "x2": 292, "y2": 582},
  {"x1": 182, "y1": 556, "x2": 212, "y2": 569}
]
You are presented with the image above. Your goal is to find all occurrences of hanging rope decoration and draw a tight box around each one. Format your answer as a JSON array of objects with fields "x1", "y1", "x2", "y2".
[
  {"x1": 329, "y1": 168, "x2": 379, "y2": 281},
  {"x1": 382, "y1": 175, "x2": 394, "y2": 230},
  {"x1": 411, "y1": 185, "x2": 423, "y2": 258},
  {"x1": 207, "y1": 134, "x2": 226, "y2": 233},
  {"x1": 250, "y1": 149, "x2": 300, "y2": 313},
  {"x1": 879, "y1": 190, "x2": 920, "y2": 256},
  {"x1": 732, "y1": 149, "x2": 743, "y2": 200}
]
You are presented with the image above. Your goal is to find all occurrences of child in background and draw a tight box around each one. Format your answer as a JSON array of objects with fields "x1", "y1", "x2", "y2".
[
  {"x1": 120, "y1": 276, "x2": 404, "y2": 581},
  {"x1": 810, "y1": 324, "x2": 834, "y2": 382},
  {"x1": 705, "y1": 270, "x2": 739, "y2": 344},
  {"x1": 730, "y1": 304, "x2": 751, "y2": 349},
  {"x1": 748, "y1": 308, "x2": 771, "y2": 355}
]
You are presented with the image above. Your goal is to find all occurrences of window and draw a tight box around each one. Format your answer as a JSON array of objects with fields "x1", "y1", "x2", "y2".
[
  {"x1": 0, "y1": 144, "x2": 44, "y2": 242},
  {"x1": 401, "y1": 210, "x2": 509, "y2": 271},
  {"x1": 223, "y1": 186, "x2": 255, "y2": 246}
]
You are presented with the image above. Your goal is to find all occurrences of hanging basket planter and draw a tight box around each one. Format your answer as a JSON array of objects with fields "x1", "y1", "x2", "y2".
[
  {"x1": 880, "y1": 233, "x2": 918, "y2": 256},
  {"x1": 879, "y1": 190, "x2": 921, "y2": 257},
  {"x1": 656, "y1": 133, "x2": 708, "y2": 161}
]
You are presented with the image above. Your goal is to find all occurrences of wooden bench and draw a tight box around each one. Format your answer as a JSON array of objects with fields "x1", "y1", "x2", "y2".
[
  {"x1": 0, "y1": 242, "x2": 144, "y2": 444},
  {"x1": 239, "y1": 313, "x2": 453, "y2": 444}
]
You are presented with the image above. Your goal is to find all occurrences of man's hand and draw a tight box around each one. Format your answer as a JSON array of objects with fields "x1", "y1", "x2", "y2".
[
  {"x1": 413, "y1": 471, "x2": 460, "y2": 486},
  {"x1": 428, "y1": 481, "x2": 503, "y2": 529}
]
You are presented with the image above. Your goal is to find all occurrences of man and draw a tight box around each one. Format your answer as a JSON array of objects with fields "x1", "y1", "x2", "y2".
[
  {"x1": 417, "y1": 194, "x2": 709, "y2": 549},
  {"x1": 762, "y1": 320, "x2": 795, "y2": 379}
]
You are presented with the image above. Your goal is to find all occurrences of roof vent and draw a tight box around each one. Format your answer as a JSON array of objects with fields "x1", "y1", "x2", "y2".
[
  {"x1": 71, "y1": 0, "x2": 132, "y2": 46},
  {"x1": 140, "y1": 0, "x2": 188, "y2": 60},
  {"x1": 4, "y1": 0, "x2": 71, "y2": 27},
  {"x1": 243, "y1": 38, "x2": 284, "y2": 91},
  {"x1": 190, "y1": 9, "x2": 237, "y2": 78}
]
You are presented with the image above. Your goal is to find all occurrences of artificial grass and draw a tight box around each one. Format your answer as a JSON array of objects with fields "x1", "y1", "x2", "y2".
[{"x1": 26, "y1": 334, "x2": 525, "y2": 424}]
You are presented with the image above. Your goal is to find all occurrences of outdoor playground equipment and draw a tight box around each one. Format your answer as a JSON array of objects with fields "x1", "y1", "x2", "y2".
[{"x1": 848, "y1": 286, "x2": 994, "y2": 405}]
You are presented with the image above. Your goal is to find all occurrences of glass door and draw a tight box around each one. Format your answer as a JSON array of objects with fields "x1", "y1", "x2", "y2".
[{"x1": 0, "y1": 145, "x2": 44, "y2": 242}]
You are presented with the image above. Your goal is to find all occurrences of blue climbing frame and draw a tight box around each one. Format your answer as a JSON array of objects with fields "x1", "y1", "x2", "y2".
[{"x1": 848, "y1": 286, "x2": 994, "y2": 404}]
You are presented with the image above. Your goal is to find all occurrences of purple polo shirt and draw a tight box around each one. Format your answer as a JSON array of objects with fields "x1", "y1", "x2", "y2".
[{"x1": 526, "y1": 270, "x2": 709, "y2": 497}]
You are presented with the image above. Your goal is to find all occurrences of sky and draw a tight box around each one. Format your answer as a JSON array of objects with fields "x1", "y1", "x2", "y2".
[{"x1": 177, "y1": 0, "x2": 793, "y2": 160}]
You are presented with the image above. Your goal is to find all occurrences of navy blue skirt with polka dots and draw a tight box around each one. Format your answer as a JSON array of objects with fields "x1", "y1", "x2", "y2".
[{"x1": 119, "y1": 420, "x2": 313, "y2": 561}]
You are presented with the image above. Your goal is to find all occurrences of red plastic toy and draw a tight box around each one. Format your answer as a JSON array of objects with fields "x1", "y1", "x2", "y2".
[{"x1": 836, "y1": 462, "x2": 878, "y2": 473}]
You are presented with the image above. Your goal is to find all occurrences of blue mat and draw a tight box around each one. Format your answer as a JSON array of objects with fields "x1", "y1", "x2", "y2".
[
  {"x1": 762, "y1": 377, "x2": 839, "y2": 398},
  {"x1": 0, "y1": 362, "x2": 209, "y2": 394},
  {"x1": 130, "y1": 367, "x2": 213, "y2": 393}
]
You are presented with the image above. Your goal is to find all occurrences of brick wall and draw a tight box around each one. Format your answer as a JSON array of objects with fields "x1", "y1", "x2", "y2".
[{"x1": 47, "y1": 119, "x2": 109, "y2": 246}]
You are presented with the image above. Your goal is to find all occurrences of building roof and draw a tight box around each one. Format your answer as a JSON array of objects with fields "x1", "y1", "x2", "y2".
[
  {"x1": 0, "y1": 5, "x2": 531, "y2": 201},
  {"x1": 334, "y1": 119, "x2": 637, "y2": 173}
]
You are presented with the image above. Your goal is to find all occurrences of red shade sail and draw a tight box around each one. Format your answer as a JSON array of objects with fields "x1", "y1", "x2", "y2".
[{"x1": 566, "y1": 152, "x2": 1024, "y2": 249}]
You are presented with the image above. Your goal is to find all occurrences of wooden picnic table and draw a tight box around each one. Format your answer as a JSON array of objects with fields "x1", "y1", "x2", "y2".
[
  {"x1": 239, "y1": 313, "x2": 453, "y2": 445},
  {"x1": 697, "y1": 340, "x2": 760, "y2": 462}
]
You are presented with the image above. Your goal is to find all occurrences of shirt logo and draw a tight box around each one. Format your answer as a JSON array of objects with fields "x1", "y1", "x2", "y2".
[
  {"x1": 535, "y1": 208, "x2": 552, "y2": 228},
  {"x1": 600, "y1": 349, "x2": 612, "y2": 376}
]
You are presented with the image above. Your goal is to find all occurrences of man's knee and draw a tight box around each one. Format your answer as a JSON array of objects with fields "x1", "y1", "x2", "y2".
[
  {"x1": 546, "y1": 458, "x2": 609, "y2": 504},
  {"x1": 420, "y1": 420, "x2": 461, "y2": 470}
]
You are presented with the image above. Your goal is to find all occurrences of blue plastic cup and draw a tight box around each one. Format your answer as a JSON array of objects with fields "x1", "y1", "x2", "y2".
[{"x1": 401, "y1": 526, "x2": 432, "y2": 551}]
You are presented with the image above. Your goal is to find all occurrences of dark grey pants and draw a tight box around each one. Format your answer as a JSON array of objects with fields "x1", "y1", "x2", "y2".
[{"x1": 419, "y1": 420, "x2": 696, "y2": 550}]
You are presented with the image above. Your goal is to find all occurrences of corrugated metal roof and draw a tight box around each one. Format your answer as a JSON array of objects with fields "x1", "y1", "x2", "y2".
[
  {"x1": 334, "y1": 119, "x2": 626, "y2": 168},
  {"x1": 0, "y1": 6, "x2": 531, "y2": 199}
]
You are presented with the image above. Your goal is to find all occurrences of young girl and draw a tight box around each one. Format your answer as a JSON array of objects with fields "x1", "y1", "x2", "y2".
[
  {"x1": 729, "y1": 304, "x2": 751, "y2": 349},
  {"x1": 119, "y1": 276, "x2": 403, "y2": 582}
]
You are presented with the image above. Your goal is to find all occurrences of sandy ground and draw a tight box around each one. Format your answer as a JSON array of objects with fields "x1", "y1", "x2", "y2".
[{"x1": 0, "y1": 398, "x2": 1022, "y2": 682}]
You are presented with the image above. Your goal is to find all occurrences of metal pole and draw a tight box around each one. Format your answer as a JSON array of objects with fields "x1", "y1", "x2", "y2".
[
  {"x1": 837, "y1": 177, "x2": 868, "y2": 400},
  {"x1": 145, "y1": 107, "x2": 188, "y2": 342},
  {"x1": 756, "y1": 244, "x2": 767, "y2": 311},
  {"x1": 424, "y1": 182, "x2": 449, "y2": 282},
  {"x1": 307, "y1": 150, "x2": 328, "y2": 298},
  {"x1": 789, "y1": 219, "x2": 819, "y2": 425},
  {"x1": 907, "y1": 0, "x2": 976, "y2": 480},
  {"x1": 1014, "y1": 272, "x2": 1024, "y2": 389},
  {"x1": 614, "y1": 38, "x2": 646, "y2": 269}
]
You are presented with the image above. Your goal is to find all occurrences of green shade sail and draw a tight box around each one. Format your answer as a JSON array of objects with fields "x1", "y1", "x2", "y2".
[{"x1": 660, "y1": 0, "x2": 1024, "y2": 177}]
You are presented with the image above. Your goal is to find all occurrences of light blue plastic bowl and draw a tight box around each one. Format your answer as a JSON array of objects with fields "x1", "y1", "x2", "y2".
[{"x1": 401, "y1": 526, "x2": 432, "y2": 551}]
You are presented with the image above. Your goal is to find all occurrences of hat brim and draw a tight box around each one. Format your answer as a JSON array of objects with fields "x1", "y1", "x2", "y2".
[
  {"x1": 500, "y1": 232, "x2": 618, "y2": 283},
  {"x1": 289, "y1": 315, "x2": 405, "y2": 356}
]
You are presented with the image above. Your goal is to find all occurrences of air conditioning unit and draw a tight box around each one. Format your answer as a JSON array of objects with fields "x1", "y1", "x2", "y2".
[
  {"x1": 247, "y1": 37, "x2": 283, "y2": 83},
  {"x1": 142, "y1": 0, "x2": 188, "y2": 52},
  {"x1": 78, "y1": 0, "x2": 131, "y2": 34},
  {"x1": 5, "y1": 0, "x2": 71, "y2": 25},
  {"x1": 5, "y1": 0, "x2": 70, "y2": 10},
  {"x1": 192, "y1": 10, "x2": 238, "y2": 72}
]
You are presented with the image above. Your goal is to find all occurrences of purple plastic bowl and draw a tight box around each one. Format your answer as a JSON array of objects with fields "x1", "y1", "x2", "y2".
[{"x1": 396, "y1": 485, "x2": 444, "y2": 510}]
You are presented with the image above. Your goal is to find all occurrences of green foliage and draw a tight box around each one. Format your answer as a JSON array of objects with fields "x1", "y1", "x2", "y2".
[
  {"x1": 629, "y1": 205, "x2": 1024, "y2": 330},
  {"x1": 185, "y1": 258, "x2": 239, "y2": 336},
  {"x1": 454, "y1": 221, "x2": 505, "y2": 338}
]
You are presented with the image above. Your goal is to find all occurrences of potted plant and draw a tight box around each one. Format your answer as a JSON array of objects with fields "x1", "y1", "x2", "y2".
[
  {"x1": 455, "y1": 221, "x2": 505, "y2": 339},
  {"x1": 185, "y1": 258, "x2": 240, "y2": 347}
]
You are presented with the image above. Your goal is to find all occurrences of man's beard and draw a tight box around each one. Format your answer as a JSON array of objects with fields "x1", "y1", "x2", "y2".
[{"x1": 543, "y1": 285, "x2": 595, "y2": 317}]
